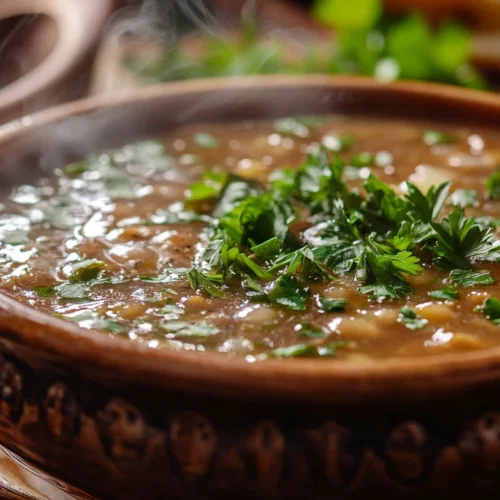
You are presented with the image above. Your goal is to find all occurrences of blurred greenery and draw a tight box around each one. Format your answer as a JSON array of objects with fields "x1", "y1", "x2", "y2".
[{"x1": 125, "y1": 0, "x2": 487, "y2": 89}]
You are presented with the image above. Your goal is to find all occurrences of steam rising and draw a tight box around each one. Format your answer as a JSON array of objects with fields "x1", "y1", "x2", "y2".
[{"x1": 2, "y1": 0, "x2": 322, "y2": 188}]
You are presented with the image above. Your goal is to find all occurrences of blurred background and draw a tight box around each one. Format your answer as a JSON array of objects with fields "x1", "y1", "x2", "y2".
[{"x1": 1, "y1": 0, "x2": 500, "y2": 124}]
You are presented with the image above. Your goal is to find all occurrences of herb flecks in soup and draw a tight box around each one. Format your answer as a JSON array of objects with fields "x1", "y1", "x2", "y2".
[{"x1": 2, "y1": 116, "x2": 500, "y2": 360}]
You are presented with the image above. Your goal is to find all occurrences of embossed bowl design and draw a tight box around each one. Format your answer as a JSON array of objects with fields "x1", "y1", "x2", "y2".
[{"x1": 1, "y1": 76, "x2": 500, "y2": 499}]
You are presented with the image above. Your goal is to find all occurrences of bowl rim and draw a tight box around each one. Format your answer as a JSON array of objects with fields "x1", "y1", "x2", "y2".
[{"x1": 3, "y1": 75, "x2": 500, "y2": 402}]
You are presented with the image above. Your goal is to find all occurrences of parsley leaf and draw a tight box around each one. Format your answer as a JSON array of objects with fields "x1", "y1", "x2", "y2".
[
  {"x1": 399, "y1": 307, "x2": 429, "y2": 330},
  {"x1": 55, "y1": 311, "x2": 125, "y2": 333},
  {"x1": 187, "y1": 171, "x2": 227, "y2": 203},
  {"x1": 297, "y1": 322, "x2": 328, "y2": 338},
  {"x1": 33, "y1": 285, "x2": 56, "y2": 297},
  {"x1": 477, "y1": 297, "x2": 500, "y2": 324},
  {"x1": 187, "y1": 269, "x2": 226, "y2": 297},
  {"x1": 432, "y1": 207, "x2": 500, "y2": 269},
  {"x1": 56, "y1": 283, "x2": 90, "y2": 301},
  {"x1": 267, "y1": 275, "x2": 309, "y2": 311},
  {"x1": 67, "y1": 259, "x2": 105, "y2": 282},
  {"x1": 263, "y1": 341, "x2": 346, "y2": 359},
  {"x1": 160, "y1": 321, "x2": 220, "y2": 337},
  {"x1": 140, "y1": 268, "x2": 189, "y2": 283},
  {"x1": 405, "y1": 181, "x2": 450, "y2": 222},
  {"x1": 428, "y1": 286, "x2": 459, "y2": 300},
  {"x1": 251, "y1": 237, "x2": 281, "y2": 259},
  {"x1": 317, "y1": 296, "x2": 349, "y2": 312},
  {"x1": 450, "y1": 269, "x2": 495, "y2": 287}
]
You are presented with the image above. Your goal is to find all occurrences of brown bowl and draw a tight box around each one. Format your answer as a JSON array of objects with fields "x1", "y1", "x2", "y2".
[{"x1": 1, "y1": 76, "x2": 500, "y2": 499}]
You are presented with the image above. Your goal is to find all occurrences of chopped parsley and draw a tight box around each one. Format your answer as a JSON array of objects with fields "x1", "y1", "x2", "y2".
[
  {"x1": 55, "y1": 311, "x2": 125, "y2": 334},
  {"x1": 399, "y1": 307, "x2": 428, "y2": 330},
  {"x1": 317, "y1": 296, "x2": 349, "y2": 312},
  {"x1": 187, "y1": 269, "x2": 226, "y2": 297},
  {"x1": 449, "y1": 269, "x2": 495, "y2": 287},
  {"x1": 296, "y1": 322, "x2": 328, "y2": 338},
  {"x1": 477, "y1": 297, "x2": 500, "y2": 324},
  {"x1": 267, "y1": 275, "x2": 309, "y2": 311},
  {"x1": 181, "y1": 148, "x2": 500, "y2": 306},
  {"x1": 33, "y1": 285, "x2": 56, "y2": 298},
  {"x1": 160, "y1": 321, "x2": 220, "y2": 337},
  {"x1": 140, "y1": 268, "x2": 189, "y2": 284},
  {"x1": 67, "y1": 259, "x2": 105, "y2": 282},
  {"x1": 428, "y1": 286, "x2": 459, "y2": 300},
  {"x1": 262, "y1": 341, "x2": 346, "y2": 359},
  {"x1": 56, "y1": 283, "x2": 91, "y2": 301}
]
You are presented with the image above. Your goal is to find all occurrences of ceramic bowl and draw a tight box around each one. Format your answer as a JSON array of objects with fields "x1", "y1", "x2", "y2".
[{"x1": 1, "y1": 76, "x2": 500, "y2": 499}]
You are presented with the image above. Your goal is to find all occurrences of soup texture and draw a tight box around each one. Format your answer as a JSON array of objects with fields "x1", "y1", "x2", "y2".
[{"x1": 2, "y1": 115, "x2": 500, "y2": 361}]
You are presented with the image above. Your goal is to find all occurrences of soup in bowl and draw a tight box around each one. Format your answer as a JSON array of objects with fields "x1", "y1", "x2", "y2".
[{"x1": 0, "y1": 77, "x2": 499, "y2": 498}]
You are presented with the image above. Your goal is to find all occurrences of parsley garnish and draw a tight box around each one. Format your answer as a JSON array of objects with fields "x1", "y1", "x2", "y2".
[
  {"x1": 187, "y1": 269, "x2": 226, "y2": 298},
  {"x1": 55, "y1": 311, "x2": 125, "y2": 333},
  {"x1": 67, "y1": 259, "x2": 105, "y2": 282},
  {"x1": 178, "y1": 148, "x2": 500, "y2": 307},
  {"x1": 160, "y1": 321, "x2": 220, "y2": 337},
  {"x1": 449, "y1": 269, "x2": 495, "y2": 287},
  {"x1": 317, "y1": 296, "x2": 348, "y2": 312},
  {"x1": 432, "y1": 207, "x2": 500, "y2": 269},
  {"x1": 429, "y1": 286, "x2": 459, "y2": 300},
  {"x1": 399, "y1": 307, "x2": 428, "y2": 330},
  {"x1": 263, "y1": 341, "x2": 346, "y2": 359},
  {"x1": 297, "y1": 322, "x2": 328, "y2": 338},
  {"x1": 56, "y1": 283, "x2": 91, "y2": 301},
  {"x1": 33, "y1": 285, "x2": 56, "y2": 298},
  {"x1": 477, "y1": 297, "x2": 500, "y2": 324},
  {"x1": 267, "y1": 275, "x2": 309, "y2": 311}
]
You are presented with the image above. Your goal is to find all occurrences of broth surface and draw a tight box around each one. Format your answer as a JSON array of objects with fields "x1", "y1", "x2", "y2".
[{"x1": 2, "y1": 115, "x2": 500, "y2": 360}]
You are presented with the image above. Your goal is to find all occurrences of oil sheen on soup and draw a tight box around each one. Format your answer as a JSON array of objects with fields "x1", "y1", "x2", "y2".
[{"x1": 2, "y1": 115, "x2": 500, "y2": 361}]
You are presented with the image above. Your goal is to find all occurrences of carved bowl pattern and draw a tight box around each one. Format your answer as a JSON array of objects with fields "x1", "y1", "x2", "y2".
[{"x1": 1, "y1": 77, "x2": 500, "y2": 499}]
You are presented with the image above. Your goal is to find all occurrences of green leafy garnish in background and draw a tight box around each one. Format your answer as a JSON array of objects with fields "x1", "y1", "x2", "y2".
[
  {"x1": 125, "y1": 0, "x2": 487, "y2": 89},
  {"x1": 486, "y1": 171, "x2": 500, "y2": 200}
]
